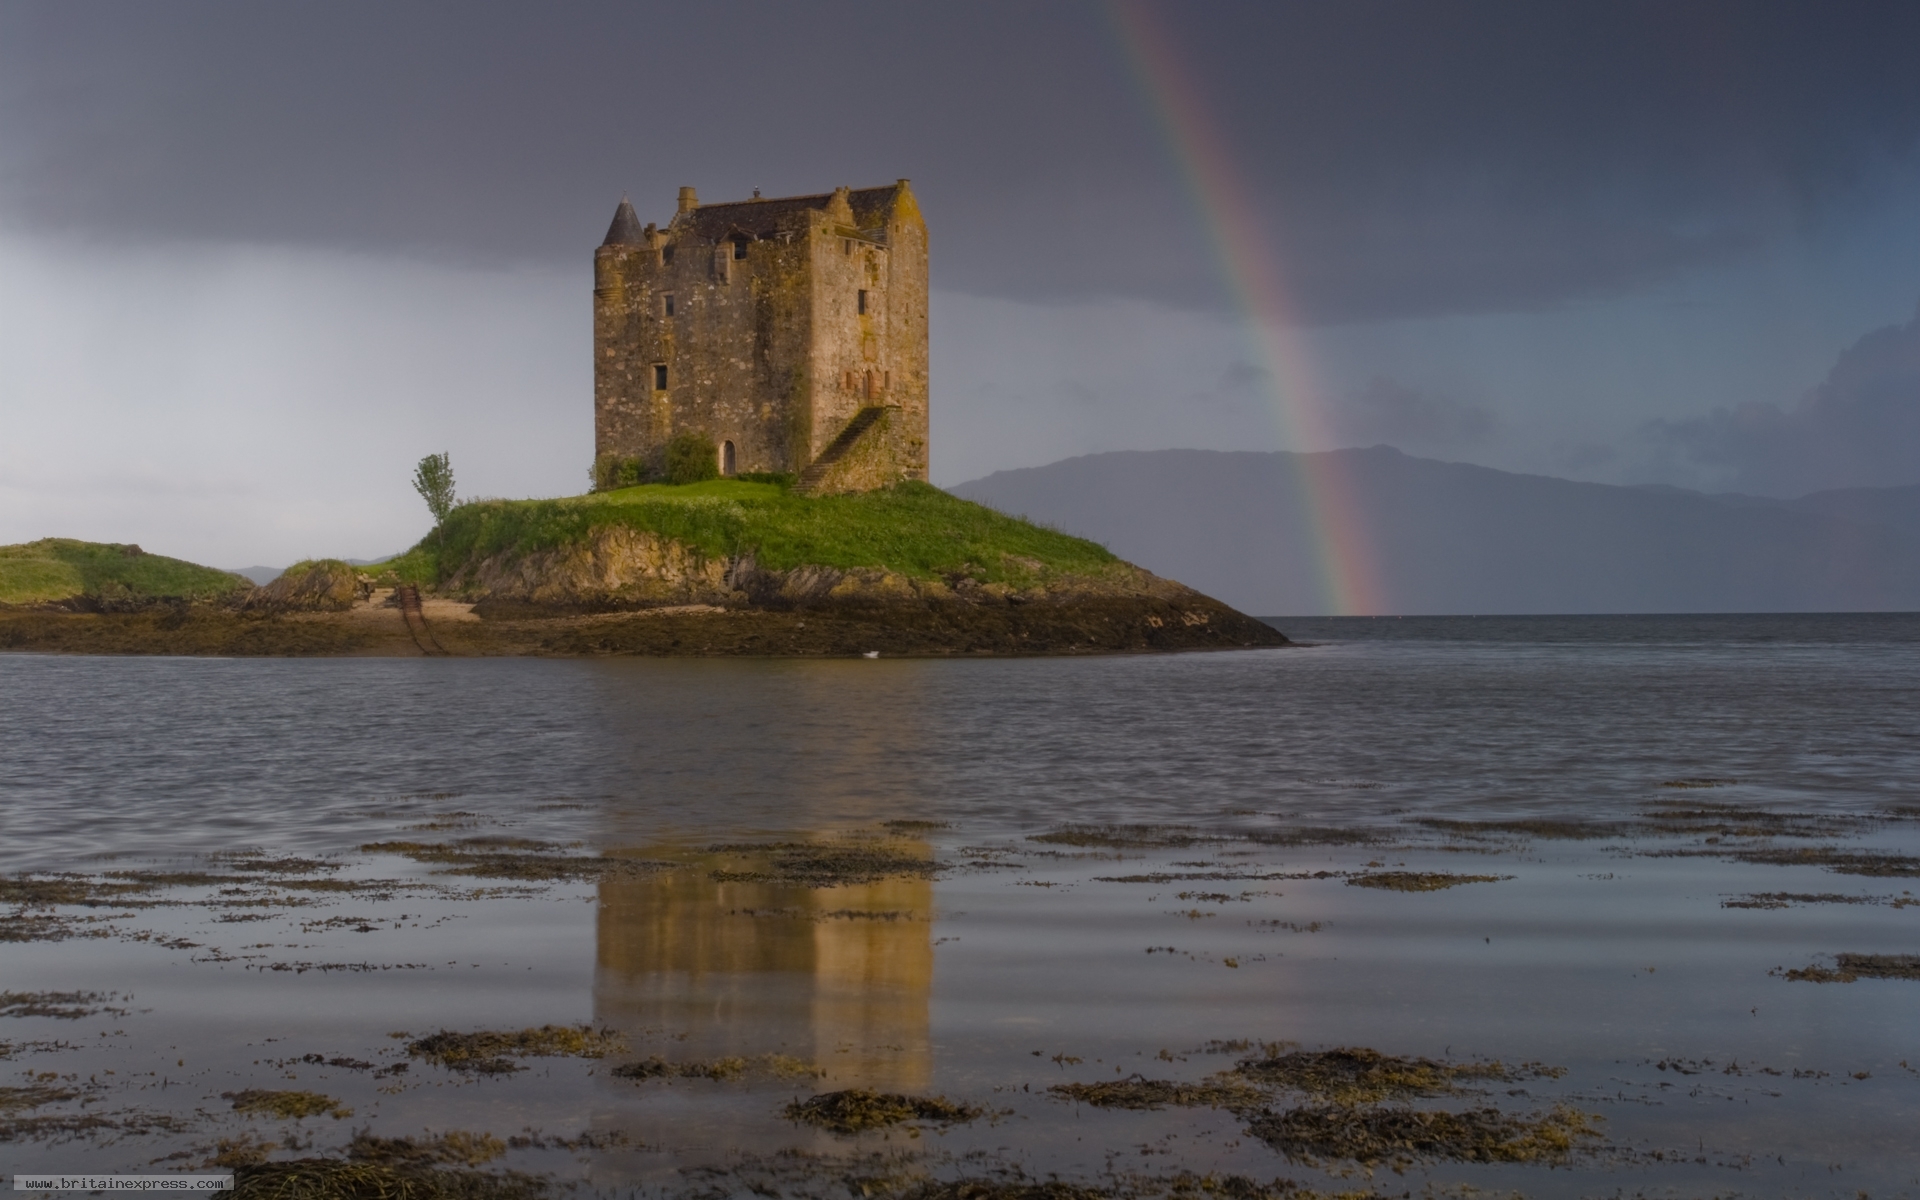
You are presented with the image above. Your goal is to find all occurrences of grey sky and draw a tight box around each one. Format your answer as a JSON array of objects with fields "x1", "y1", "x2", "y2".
[{"x1": 2, "y1": 0, "x2": 1918, "y2": 563}]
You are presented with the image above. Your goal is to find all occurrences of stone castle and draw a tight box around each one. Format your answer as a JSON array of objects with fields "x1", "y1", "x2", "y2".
[{"x1": 593, "y1": 181, "x2": 928, "y2": 494}]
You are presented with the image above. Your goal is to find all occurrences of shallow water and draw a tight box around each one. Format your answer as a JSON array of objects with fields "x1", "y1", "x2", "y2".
[{"x1": 3, "y1": 615, "x2": 1919, "y2": 1196}]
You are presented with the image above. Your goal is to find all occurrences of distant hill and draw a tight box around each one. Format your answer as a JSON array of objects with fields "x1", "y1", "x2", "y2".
[
  {"x1": 950, "y1": 447, "x2": 1920, "y2": 615},
  {"x1": 0, "y1": 539, "x2": 249, "y2": 607}
]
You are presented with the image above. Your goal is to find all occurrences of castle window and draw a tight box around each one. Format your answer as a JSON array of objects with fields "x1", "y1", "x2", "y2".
[
  {"x1": 653, "y1": 363, "x2": 668, "y2": 390},
  {"x1": 663, "y1": 293, "x2": 675, "y2": 317},
  {"x1": 844, "y1": 239, "x2": 853, "y2": 255},
  {"x1": 662, "y1": 245, "x2": 674, "y2": 265},
  {"x1": 857, "y1": 289, "x2": 868, "y2": 315},
  {"x1": 732, "y1": 239, "x2": 749, "y2": 260},
  {"x1": 722, "y1": 440, "x2": 736, "y2": 476}
]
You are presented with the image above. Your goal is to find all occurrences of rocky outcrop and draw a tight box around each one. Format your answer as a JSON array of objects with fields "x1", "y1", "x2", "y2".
[
  {"x1": 450, "y1": 527, "x2": 733, "y2": 612},
  {"x1": 240, "y1": 561, "x2": 362, "y2": 612},
  {"x1": 443, "y1": 528, "x2": 1287, "y2": 650}
]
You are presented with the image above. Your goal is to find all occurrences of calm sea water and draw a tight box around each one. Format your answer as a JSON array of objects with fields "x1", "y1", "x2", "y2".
[{"x1": 3, "y1": 614, "x2": 1918, "y2": 1195}]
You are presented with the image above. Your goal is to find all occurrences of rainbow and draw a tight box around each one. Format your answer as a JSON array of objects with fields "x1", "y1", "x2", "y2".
[{"x1": 1106, "y1": 2, "x2": 1384, "y2": 616}]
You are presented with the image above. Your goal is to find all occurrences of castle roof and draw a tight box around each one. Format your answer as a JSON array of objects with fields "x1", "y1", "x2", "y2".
[
  {"x1": 669, "y1": 182, "x2": 915, "y2": 242},
  {"x1": 601, "y1": 198, "x2": 645, "y2": 246}
]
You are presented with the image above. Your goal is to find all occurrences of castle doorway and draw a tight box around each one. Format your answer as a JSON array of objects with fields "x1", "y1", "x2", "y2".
[{"x1": 721, "y1": 440, "x2": 736, "y2": 476}]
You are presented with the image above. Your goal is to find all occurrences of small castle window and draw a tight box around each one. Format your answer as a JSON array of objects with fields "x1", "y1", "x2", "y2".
[
  {"x1": 722, "y1": 440, "x2": 737, "y2": 476},
  {"x1": 653, "y1": 363, "x2": 668, "y2": 390},
  {"x1": 663, "y1": 293, "x2": 675, "y2": 317},
  {"x1": 661, "y1": 245, "x2": 675, "y2": 265},
  {"x1": 732, "y1": 239, "x2": 749, "y2": 260},
  {"x1": 843, "y1": 239, "x2": 853, "y2": 255},
  {"x1": 857, "y1": 289, "x2": 868, "y2": 315}
]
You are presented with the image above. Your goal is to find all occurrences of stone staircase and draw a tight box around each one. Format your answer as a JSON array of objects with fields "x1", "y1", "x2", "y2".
[{"x1": 793, "y1": 406, "x2": 890, "y2": 495}]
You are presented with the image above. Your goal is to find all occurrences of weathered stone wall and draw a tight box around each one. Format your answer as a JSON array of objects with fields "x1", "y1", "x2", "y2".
[
  {"x1": 802, "y1": 408, "x2": 916, "y2": 496},
  {"x1": 593, "y1": 182, "x2": 928, "y2": 486}
]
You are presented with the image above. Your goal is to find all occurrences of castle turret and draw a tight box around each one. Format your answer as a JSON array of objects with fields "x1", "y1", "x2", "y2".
[{"x1": 602, "y1": 197, "x2": 644, "y2": 246}]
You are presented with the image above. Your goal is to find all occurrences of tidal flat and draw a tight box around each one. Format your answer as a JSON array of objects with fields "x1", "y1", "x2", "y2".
[{"x1": 3, "y1": 615, "x2": 1919, "y2": 1197}]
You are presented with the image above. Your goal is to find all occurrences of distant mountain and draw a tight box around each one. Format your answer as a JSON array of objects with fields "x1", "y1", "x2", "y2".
[{"x1": 950, "y1": 447, "x2": 1920, "y2": 615}]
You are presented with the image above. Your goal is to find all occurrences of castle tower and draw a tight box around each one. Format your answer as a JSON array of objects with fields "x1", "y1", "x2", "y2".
[{"x1": 592, "y1": 182, "x2": 929, "y2": 493}]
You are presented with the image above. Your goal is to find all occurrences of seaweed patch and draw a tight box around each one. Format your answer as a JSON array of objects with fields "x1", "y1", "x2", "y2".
[
  {"x1": 348, "y1": 1130, "x2": 508, "y2": 1167},
  {"x1": 0, "y1": 990, "x2": 128, "y2": 1020},
  {"x1": 225, "y1": 1089, "x2": 354, "y2": 1120},
  {"x1": 1779, "y1": 953, "x2": 1920, "y2": 983},
  {"x1": 360, "y1": 840, "x2": 670, "y2": 882},
  {"x1": 1231, "y1": 1047, "x2": 1563, "y2": 1105},
  {"x1": 783, "y1": 1088, "x2": 982, "y2": 1134},
  {"x1": 706, "y1": 840, "x2": 944, "y2": 887},
  {"x1": 1030, "y1": 825, "x2": 1209, "y2": 849},
  {"x1": 1244, "y1": 1103, "x2": 1600, "y2": 1166},
  {"x1": 611, "y1": 1053, "x2": 816, "y2": 1081},
  {"x1": 408, "y1": 1026, "x2": 626, "y2": 1073},
  {"x1": 1345, "y1": 872, "x2": 1508, "y2": 892},
  {"x1": 1049, "y1": 1076, "x2": 1261, "y2": 1111},
  {"x1": 233, "y1": 1159, "x2": 544, "y2": 1200}
]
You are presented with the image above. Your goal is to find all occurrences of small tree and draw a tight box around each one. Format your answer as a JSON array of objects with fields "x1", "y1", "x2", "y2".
[
  {"x1": 664, "y1": 432, "x2": 719, "y2": 485},
  {"x1": 412, "y1": 452, "x2": 457, "y2": 523}
]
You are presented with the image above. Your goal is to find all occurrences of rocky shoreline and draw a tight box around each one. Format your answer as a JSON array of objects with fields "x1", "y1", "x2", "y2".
[{"x1": 0, "y1": 561, "x2": 1288, "y2": 658}]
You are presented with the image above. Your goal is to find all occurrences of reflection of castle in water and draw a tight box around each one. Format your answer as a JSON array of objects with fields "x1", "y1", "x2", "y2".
[{"x1": 594, "y1": 845, "x2": 932, "y2": 1090}]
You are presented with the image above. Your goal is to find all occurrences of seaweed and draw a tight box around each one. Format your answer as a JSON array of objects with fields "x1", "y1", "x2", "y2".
[
  {"x1": 1049, "y1": 1076, "x2": 1261, "y2": 1111},
  {"x1": 1781, "y1": 953, "x2": 1920, "y2": 983},
  {"x1": 0, "y1": 1108, "x2": 188, "y2": 1142},
  {"x1": 0, "y1": 874, "x2": 153, "y2": 907},
  {"x1": 1416, "y1": 818, "x2": 1627, "y2": 841},
  {"x1": 1722, "y1": 892, "x2": 1889, "y2": 909},
  {"x1": 360, "y1": 841, "x2": 669, "y2": 882},
  {"x1": 904, "y1": 1185, "x2": 1111, "y2": 1200},
  {"x1": 1729, "y1": 847, "x2": 1920, "y2": 877},
  {"x1": 610, "y1": 1053, "x2": 816, "y2": 1081},
  {"x1": 706, "y1": 840, "x2": 944, "y2": 886},
  {"x1": 234, "y1": 1159, "x2": 544, "y2": 1200},
  {"x1": 1244, "y1": 1103, "x2": 1600, "y2": 1165},
  {"x1": 348, "y1": 1131, "x2": 507, "y2": 1167},
  {"x1": 225, "y1": 1089, "x2": 354, "y2": 1120},
  {"x1": 1643, "y1": 803, "x2": 1860, "y2": 840},
  {"x1": 1231, "y1": 1047, "x2": 1561, "y2": 1105},
  {"x1": 783, "y1": 1088, "x2": 982, "y2": 1134},
  {"x1": 1029, "y1": 825, "x2": 1209, "y2": 849},
  {"x1": 1244, "y1": 827, "x2": 1383, "y2": 847},
  {"x1": 0, "y1": 910, "x2": 117, "y2": 943},
  {"x1": 407, "y1": 1025, "x2": 625, "y2": 1073},
  {"x1": 0, "y1": 990, "x2": 127, "y2": 1020},
  {"x1": 0, "y1": 1083, "x2": 81, "y2": 1111},
  {"x1": 1345, "y1": 872, "x2": 1508, "y2": 892}
]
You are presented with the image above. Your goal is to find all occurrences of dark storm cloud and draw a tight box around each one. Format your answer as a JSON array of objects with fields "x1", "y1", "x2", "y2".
[
  {"x1": 1645, "y1": 302, "x2": 1920, "y2": 496},
  {"x1": 2, "y1": 0, "x2": 1917, "y2": 323},
  {"x1": 1335, "y1": 377, "x2": 1496, "y2": 448}
]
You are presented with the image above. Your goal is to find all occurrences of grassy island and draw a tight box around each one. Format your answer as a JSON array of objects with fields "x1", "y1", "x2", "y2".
[
  {"x1": 382, "y1": 480, "x2": 1121, "y2": 591},
  {"x1": 0, "y1": 484, "x2": 1287, "y2": 657}
]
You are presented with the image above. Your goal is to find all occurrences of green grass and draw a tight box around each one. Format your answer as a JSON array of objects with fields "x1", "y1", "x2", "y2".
[
  {"x1": 409, "y1": 480, "x2": 1118, "y2": 587},
  {"x1": 0, "y1": 539, "x2": 249, "y2": 605}
]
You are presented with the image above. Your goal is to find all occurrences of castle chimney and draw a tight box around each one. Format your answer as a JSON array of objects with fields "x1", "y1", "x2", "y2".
[{"x1": 678, "y1": 187, "x2": 699, "y2": 214}]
